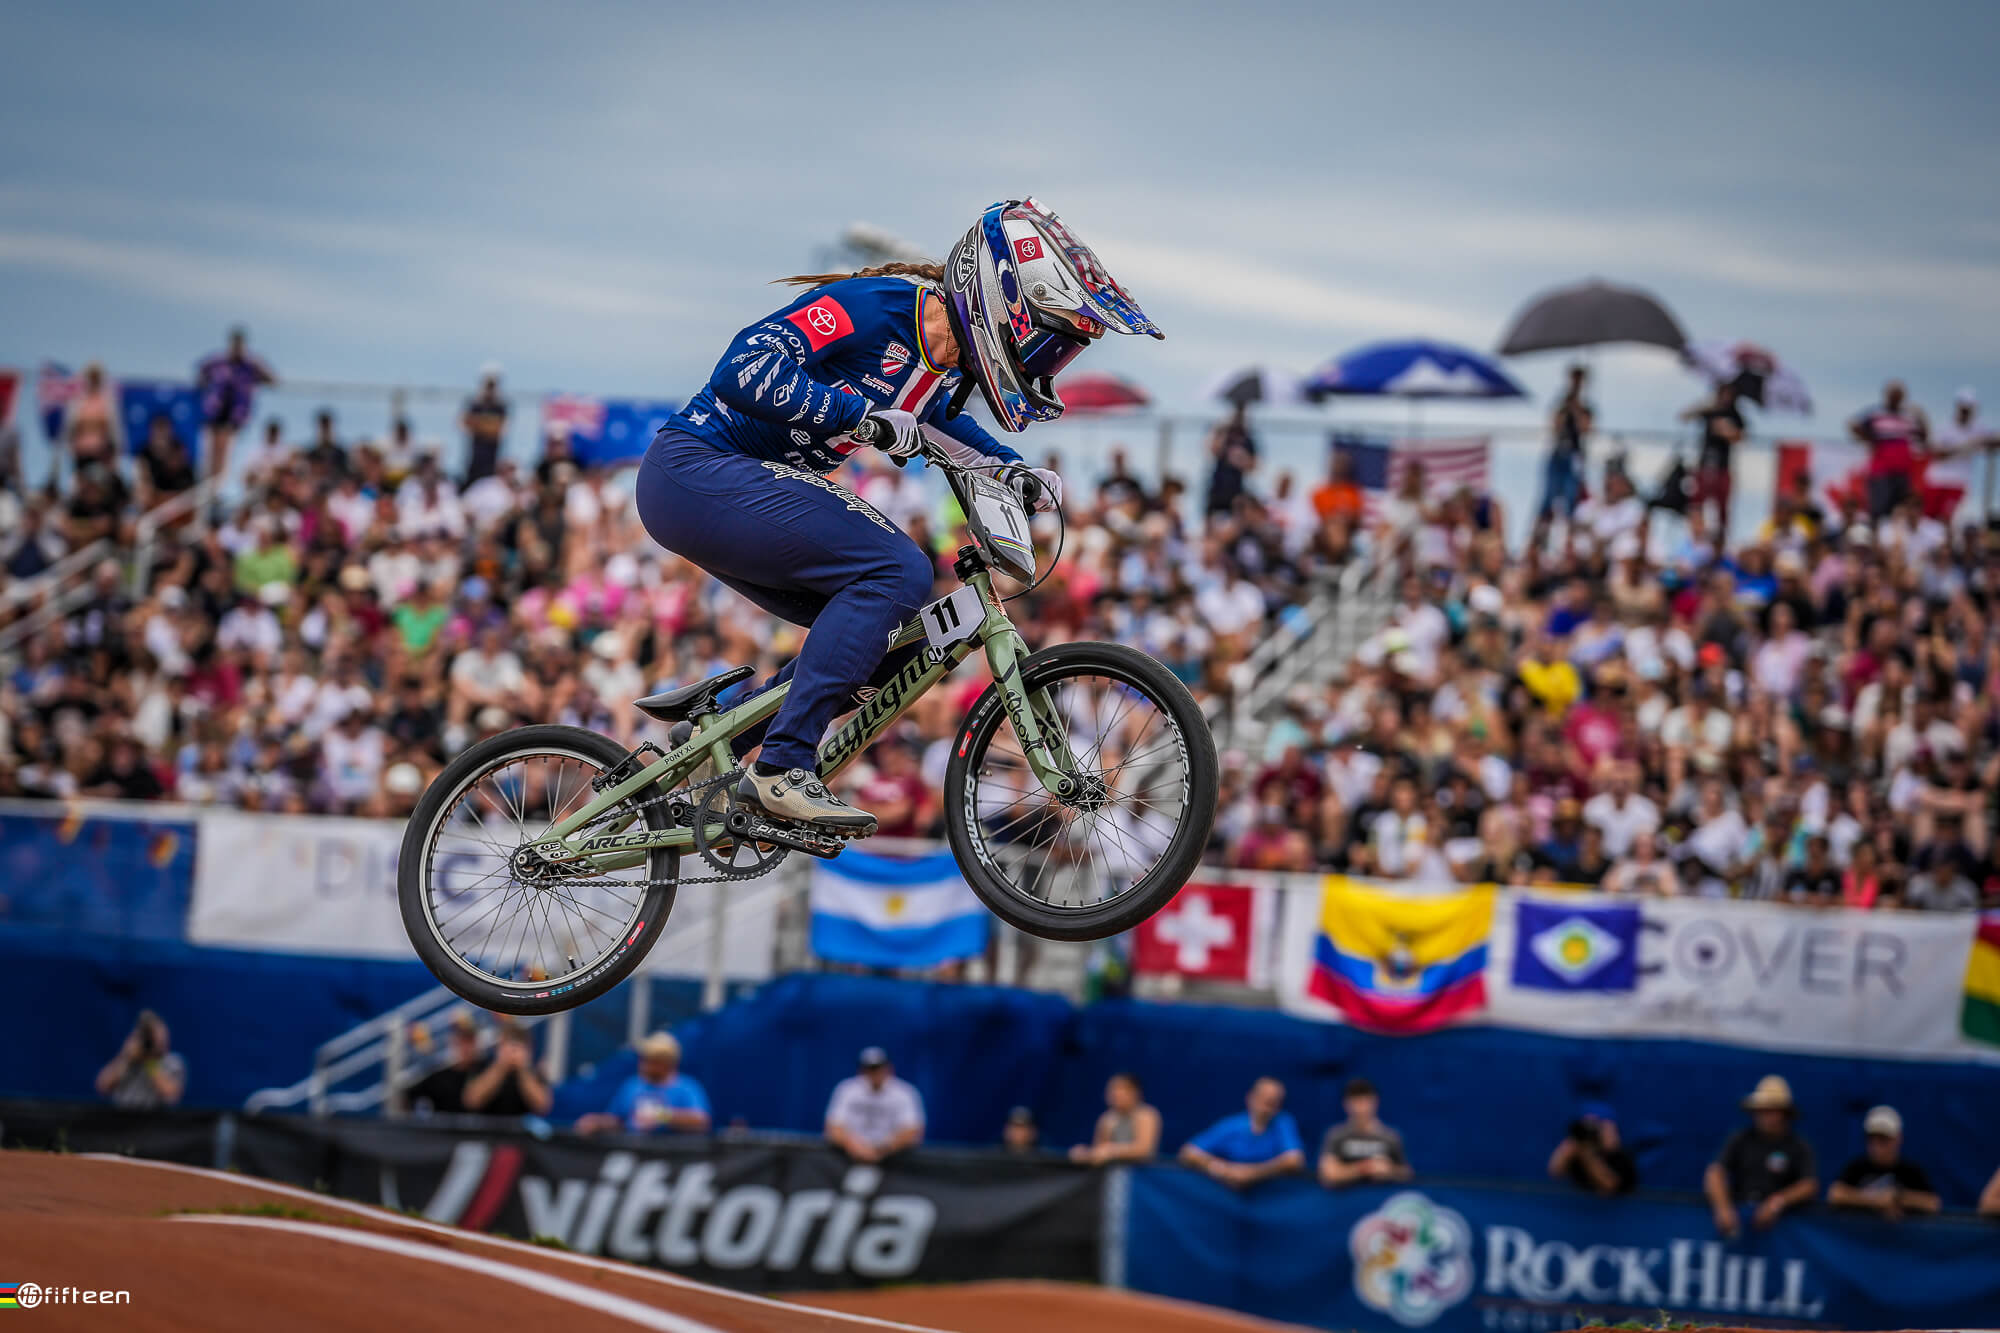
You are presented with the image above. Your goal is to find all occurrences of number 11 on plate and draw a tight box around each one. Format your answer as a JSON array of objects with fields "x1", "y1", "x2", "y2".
[{"x1": 921, "y1": 584, "x2": 985, "y2": 653}]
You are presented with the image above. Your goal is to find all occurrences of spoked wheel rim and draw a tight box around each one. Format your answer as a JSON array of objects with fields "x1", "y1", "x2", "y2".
[
  {"x1": 419, "y1": 745, "x2": 658, "y2": 992},
  {"x1": 964, "y1": 665, "x2": 1194, "y2": 914}
]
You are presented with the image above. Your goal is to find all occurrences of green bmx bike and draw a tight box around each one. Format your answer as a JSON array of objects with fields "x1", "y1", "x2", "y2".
[{"x1": 398, "y1": 437, "x2": 1219, "y2": 1015}]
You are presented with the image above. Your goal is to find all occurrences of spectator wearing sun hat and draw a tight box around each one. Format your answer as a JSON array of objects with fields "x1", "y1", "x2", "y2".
[
  {"x1": 576, "y1": 1031, "x2": 710, "y2": 1136},
  {"x1": 1705, "y1": 1075, "x2": 1818, "y2": 1237},
  {"x1": 1827, "y1": 1105, "x2": 1938, "y2": 1219}
]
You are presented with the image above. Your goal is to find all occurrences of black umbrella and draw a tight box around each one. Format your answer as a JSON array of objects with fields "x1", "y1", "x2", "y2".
[
  {"x1": 1205, "y1": 365, "x2": 1304, "y2": 409},
  {"x1": 1497, "y1": 279, "x2": 1688, "y2": 356}
]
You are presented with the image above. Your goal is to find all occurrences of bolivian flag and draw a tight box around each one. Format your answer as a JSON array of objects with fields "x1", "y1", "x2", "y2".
[
  {"x1": 1308, "y1": 878, "x2": 1495, "y2": 1033},
  {"x1": 1962, "y1": 910, "x2": 2000, "y2": 1047}
]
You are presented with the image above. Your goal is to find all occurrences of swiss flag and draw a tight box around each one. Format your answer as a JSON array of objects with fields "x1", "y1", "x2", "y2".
[
  {"x1": 785, "y1": 296, "x2": 855, "y2": 351},
  {"x1": 1134, "y1": 883, "x2": 1269, "y2": 984}
]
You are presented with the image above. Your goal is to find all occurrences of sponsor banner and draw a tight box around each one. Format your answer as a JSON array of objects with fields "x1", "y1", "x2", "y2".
[
  {"x1": 1122, "y1": 1169, "x2": 2000, "y2": 1333},
  {"x1": 229, "y1": 1115, "x2": 1099, "y2": 1290},
  {"x1": 188, "y1": 809, "x2": 775, "y2": 979},
  {"x1": 1488, "y1": 891, "x2": 1996, "y2": 1061},
  {"x1": 1277, "y1": 881, "x2": 2000, "y2": 1062},
  {"x1": 0, "y1": 805, "x2": 195, "y2": 941},
  {"x1": 1131, "y1": 882, "x2": 1273, "y2": 986},
  {"x1": 190, "y1": 808, "x2": 408, "y2": 956}
]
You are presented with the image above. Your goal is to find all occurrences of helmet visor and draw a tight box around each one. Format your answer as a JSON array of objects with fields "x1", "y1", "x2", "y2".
[{"x1": 1015, "y1": 323, "x2": 1092, "y2": 382}]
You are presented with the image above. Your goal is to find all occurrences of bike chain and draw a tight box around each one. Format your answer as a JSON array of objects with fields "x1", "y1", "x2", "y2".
[{"x1": 575, "y1": 765, "x2": 790, "y2": 887}]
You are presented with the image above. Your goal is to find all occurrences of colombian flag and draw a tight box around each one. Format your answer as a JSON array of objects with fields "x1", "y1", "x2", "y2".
[
  {"x1": 1308, "y1": 878, "x2": 1494, "y2": 1033},
  {"x1": 1961, "y1": 910, "x2": 2000, "y2": 1047}
]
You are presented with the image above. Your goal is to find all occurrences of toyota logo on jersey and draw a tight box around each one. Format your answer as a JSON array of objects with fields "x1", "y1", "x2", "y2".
[
  {"x1": 786, "y1": 297, "x2": 854, "y2": 350},
  {"x1": 1013, "y1": 236, "x2": 1043, "y2": 263}
]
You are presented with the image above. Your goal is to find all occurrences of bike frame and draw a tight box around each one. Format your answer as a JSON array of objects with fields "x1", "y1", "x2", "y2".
[{"x1": 519, "y1": 561, "x2": 1080, "y2": 874}]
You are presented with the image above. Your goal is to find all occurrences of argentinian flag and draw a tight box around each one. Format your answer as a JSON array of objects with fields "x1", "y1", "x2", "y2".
[{"x1": 809, "y1": 849, "x2": 990, "y2": 969}]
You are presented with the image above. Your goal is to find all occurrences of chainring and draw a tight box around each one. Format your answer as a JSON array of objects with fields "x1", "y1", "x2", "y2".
[{"x1": 690, "y1": 769, "x2": 792, "y2": 880}]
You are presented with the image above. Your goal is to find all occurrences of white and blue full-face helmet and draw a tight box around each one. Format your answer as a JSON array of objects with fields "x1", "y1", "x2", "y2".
[{"x1": 941, "y1": 197, "x2": 1162, "y2": 432}]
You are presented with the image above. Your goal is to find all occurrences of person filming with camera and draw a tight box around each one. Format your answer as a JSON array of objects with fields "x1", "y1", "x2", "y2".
[
  {"x1": 1549, "y1": 1102, "x2": 1638, "y2": 1196},
  {"x1": 96, "y1": 1009, "x2": 186, "y2": 1110}
]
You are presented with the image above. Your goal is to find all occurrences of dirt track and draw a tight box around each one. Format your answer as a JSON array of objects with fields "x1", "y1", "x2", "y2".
[{"x1": 0, "y1": 1151, "x2": 1311, "y2": 1333}]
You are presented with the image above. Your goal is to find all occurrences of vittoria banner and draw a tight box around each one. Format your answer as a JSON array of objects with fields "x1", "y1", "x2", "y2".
[{"x1": 228, "y1": 1115, "x2": 1101, "y2": 1290}]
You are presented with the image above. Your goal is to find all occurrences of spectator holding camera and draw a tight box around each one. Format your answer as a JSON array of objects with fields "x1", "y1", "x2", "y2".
[
  {"x1": 1318, "y1": 1077, "x2": 1412, "y2": 1189},
  {"x1": 96, "y1": 1009, "x2": 186, "y2": 1109},
  {"x1": 1548, "y1": 1102, "x2": 1638, "y2": 1196},
  {"x1": 461, "y1": 1017, "x2": 552, "y2": 1117}
]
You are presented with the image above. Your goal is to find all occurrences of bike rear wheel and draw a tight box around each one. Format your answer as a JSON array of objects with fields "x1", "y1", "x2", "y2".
[
  {"x1": 943, "y1": 641, "x2": 1218, "y2": 941},
  {"x1": 398, "y1": 725, "x2": 678, "y2": 1015}
]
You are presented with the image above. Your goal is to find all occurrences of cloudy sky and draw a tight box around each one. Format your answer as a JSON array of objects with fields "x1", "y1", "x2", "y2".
[{"x1": 4, "y1": 0, "x2": 1997, "y2": 452}]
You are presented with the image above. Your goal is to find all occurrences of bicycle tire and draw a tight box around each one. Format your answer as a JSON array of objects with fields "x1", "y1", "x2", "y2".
[
  {"x1": 398, "y1": 724, "x2": 678, "y2": 1015},
  {"x1": 943, "y1": 641, "x2": 1219, "y2": 941}
]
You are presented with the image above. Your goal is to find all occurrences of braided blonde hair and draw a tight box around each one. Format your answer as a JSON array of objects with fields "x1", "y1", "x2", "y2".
[{"x1": 772, "y1": 261, "x2": 945, "y2": 289}]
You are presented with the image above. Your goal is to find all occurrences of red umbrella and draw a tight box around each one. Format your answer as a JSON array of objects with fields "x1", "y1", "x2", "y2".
[{"x1": 1058, "y1": 371, "x2": 1151, "y2": 414}]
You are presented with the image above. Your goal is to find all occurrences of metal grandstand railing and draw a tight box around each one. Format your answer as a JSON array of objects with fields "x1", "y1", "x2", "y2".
[
  {"x1": 1218, "y1": 554, "x2": 1397, "y2": 753},
  {"x1": 0, "y1": 474, "x2": 224, "y2": 665},
  {"x1": 241, "y1": 869, "x2": 805, "y2": 1116}
]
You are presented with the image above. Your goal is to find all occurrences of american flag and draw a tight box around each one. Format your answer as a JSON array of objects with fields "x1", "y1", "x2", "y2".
[
  {"x1": 36, "y1": 361, "x2": 83, "y2": 439},
  {"x1": 1336, "y1": 435, "x2": 1491, "y2": 517},
  {"x1": 542, "y1": 393, "x2": 606, "y2": 440}
]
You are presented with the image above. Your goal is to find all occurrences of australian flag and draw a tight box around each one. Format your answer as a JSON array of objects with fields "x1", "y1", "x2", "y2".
[
  {"x1": 37, "y1": 362, "x2": 82, "y2": 440},
  {"x1": 544, "y1": 394, "x2": 682, "y2": 466},
  {"x1": 118, "y1": 380, "x2": 203, "y2": 459},
  {"x1": 1511, "y1": 899, "x2": 1641, "y2": 992}
]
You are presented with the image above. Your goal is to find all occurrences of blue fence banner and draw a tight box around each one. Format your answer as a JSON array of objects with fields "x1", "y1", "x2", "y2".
[
  {"x1": 1122, "y1": 1168, "x2": 2000, "y2": 1333},
  {"x1": 0, "y1": 808, "x2": 195, "y2": 940}
]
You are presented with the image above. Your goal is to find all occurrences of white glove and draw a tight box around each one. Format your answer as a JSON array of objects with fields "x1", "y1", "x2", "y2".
[
  {"x1": 857, "y1": 409, "x2": 921, "y2": 459},
  {"x1": 1010, "y1": 466, "x2": 1063, "y2": 514}
]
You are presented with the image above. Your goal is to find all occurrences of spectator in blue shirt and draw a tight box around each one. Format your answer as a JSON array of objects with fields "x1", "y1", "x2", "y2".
[
  {"x1": 576, "y1": 1031, "x2": 711, "y2": 1137},
  {"x1": 1178, "y1": 1077, "x2": 1306, "y2": 1189}
]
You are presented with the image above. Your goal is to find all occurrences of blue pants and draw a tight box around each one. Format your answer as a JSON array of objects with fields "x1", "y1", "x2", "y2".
[{"x1": 635, "y1": 429, "x2": 934, "y2": 772}]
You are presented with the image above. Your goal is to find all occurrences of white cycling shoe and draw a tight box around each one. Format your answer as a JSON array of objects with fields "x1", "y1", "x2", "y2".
[{"x1": 736, "y1": 767, "x2": 877, "y2": 835}]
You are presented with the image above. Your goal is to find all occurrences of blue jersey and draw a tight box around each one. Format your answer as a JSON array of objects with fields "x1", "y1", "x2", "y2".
[{"x1": 669, "y1": 275, "x2": 1022, "y2": 473}]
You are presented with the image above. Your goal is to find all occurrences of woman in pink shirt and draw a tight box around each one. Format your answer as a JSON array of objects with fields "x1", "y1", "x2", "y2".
[{"x1": 1840, "y1": 842, "x2": 1882, "y2": 909}]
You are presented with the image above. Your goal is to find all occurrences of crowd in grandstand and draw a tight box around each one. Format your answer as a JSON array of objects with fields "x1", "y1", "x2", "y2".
[{"x1": 3, "y1": 337, "x2": 1997, "y2": 914}]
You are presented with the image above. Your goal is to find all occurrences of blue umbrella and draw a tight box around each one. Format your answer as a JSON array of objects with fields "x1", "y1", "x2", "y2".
[{"x1": 1304, "y1": 339, "x2": 1528, "y2": 401}]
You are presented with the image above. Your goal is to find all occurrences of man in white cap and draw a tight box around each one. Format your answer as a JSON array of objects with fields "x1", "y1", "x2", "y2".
[
  {"x1": 825, "y1": 1046, "x2": 924, "y2": 1163},
  {"x1": 1927, "y1": 387, "x2": 1993, "y2": 528},
  {"x1": 1827, "y1": 1106, "x2": 1938, "y2": 1219},
  {"x1": 1703, "y1": 1074, "x2": 1818, "y2": 1237}
]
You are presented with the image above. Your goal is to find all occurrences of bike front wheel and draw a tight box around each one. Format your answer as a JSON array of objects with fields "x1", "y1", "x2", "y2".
[
  {"x1": 943, "y1": 641, "x2": 1219, "y2": 941},
  {"x1": 398, "y1": 724, "x2": 678, "y2": 1015}
]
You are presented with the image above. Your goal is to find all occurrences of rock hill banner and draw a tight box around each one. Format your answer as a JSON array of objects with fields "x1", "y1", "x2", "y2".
[
  {"x1": 1277, "y1": 880, "x2": 2000, "y2": 1062},
  {"x1": 1120, "y1": 1169, "x2": 2000, "y2": 1333}
]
